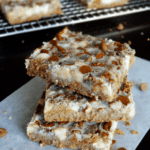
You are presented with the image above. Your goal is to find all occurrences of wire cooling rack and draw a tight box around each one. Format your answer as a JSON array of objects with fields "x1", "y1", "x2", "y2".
[{"x1": 0, "y1": 0, "x2": 149, "y2": 37}]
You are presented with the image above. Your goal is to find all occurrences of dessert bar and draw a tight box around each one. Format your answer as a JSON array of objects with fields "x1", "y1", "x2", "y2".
[
  {"x1": 78, "y1": 0, "x2": 129, "y2": 9},
  {"x1": 44, "y1": 76, "x2": 135, "y2": 122},
  {"x1": 27, "y1": 93, "x2": 118, "y2": 150},
  {"x1": 25, "y1": 27, "x2": 135, "y2": 102},
  {"x1": 1, "y1": 0, "x2": 62, "y2": 25}
]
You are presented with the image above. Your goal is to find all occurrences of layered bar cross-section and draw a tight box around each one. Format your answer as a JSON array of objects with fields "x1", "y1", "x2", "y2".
[{"x1": 27, "y1": 94, "x2": 118, "y2": 150}]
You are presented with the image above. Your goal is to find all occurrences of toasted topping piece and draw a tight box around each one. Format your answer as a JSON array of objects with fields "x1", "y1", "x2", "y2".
[
  {"x1": 56, "y1": 33, "x2": 64, "y2": 41},
  {"x1": 43, "y1": 122, "x2": 55, "y2": 127},
  {"x1": 71, "y1": 130, "x2": 81, "y2": 134},
  {"x1": 115, "y1": 129, "x2": 125, "y2": 135},
  {"x1": 101, "y1": 42, "x2": 109, "y2": 51},
  {"x1": 131, "y1": 130, "x2": 139, "y2": 134},
  {"x1": 140, "y1": 82, "x2": 148, "y2": 91},
  {"x1": 76, "y1": 52, "x2": 84, "y2": 56},
  {"x1": 35, "y1": 120, "x2": 40, "y2": 126},
  {"x1": 126, "y1": 120, "x2": 131, "y2": 126},
  {"x1": 58, "y1": 122, "x2": 68, "y2": 125},
  {"x1": 57, "y1": 46, "x2": 66, "y2": 52},
  {"x1": 48, "y1": 56, "x2": 59, "y2": 62},
  {"x1": 117, "y1": 148, "x2": 127, "y2": 150},
  {"x1": 41, "y1": 49, "x2": 49, "y2": 54},
  {"x1": 103, "y1": 121, "x2": 112, "y2": 131},
  {"x1": 112, "y1": 61, "x2": 118, "y2": 65},
  {"x1": 0, "y1": 128, "x2": 8, "y2": 138},
  {"x1": 112, "y1": 139, "x2": 116, "y2": 145},
  {"x1": 78, "y1": 121, "x2": 84, "y2": 129},
  {"x1": 96, "y1": 53, "x2": 106, "y2": 59},
  {"x1": 50, "y1": 40, "x2": 58, "y2": 46},
  {"x1": 102, "y1": 132, "x2": 109, "y2": 137},
  {"x1": 117, "y1": 23, "x2": 124, "y2": 31},
  {"x1": 79, "y1": 65, "x2": 92, "y2": 74},
  {"x1": 86, "y1": 56, "x2": 93, "y2": 62},
  {"x1": 68, "y1": 96, "x2": 76, "y2": 100},
  {"x1": 117, "y1": 96, "x2": 130, "y2": 105},
  {"x1": 103, "y1": 72, "x2": 111, "y2": 79}
]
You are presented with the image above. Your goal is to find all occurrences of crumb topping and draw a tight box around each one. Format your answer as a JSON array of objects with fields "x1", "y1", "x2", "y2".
[
  {"x1": 131, "y1": 130, "x2": 139, "y2": 134},
  {"x1": 0, "y1": 128, "x2": 8, "y2": 138}
]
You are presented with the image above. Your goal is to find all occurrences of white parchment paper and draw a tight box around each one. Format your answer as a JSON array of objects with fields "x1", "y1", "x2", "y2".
[{"x1": 0, "y1": 57, "x2": 150, "y2": 150}]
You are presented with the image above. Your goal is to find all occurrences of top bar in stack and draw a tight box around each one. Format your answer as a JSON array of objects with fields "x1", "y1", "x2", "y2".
[
  {"x1": 78, "y1": 0, "x2": 129, "y2": 9},
  {"x1": 25, "y1": 27, "x2": 135, "y2": 102},
  {"x1": 1, "y1": 0, "x2": 62, "y2": 25}
]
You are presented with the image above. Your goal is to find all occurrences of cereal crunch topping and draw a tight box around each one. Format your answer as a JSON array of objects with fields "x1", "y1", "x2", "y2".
[
  {"x1": 48, "y1": 56, "x2": 59, "y2": 62},
  {"x1": 96, "y1": 53, "x2": 106, "y2": 59},
  {"x1": 101, "y1": 42, "x2": 109, "y2": 51}
]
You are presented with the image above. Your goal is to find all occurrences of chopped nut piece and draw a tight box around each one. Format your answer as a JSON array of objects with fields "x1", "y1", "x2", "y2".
[
  {"x1": 126, "y1": 120, "x2": 131, "y2": 126},
  {"x1": 115, "y1": 129, "x2": 125, "y2": 135},
  {"x1": 140, "y1": 82, "x2": 148, "y2": 91},
  {"x1": 117, "y1": 23, "x2": 124, "y2": 31},
  {"x1": 79, "y1": 65, "x2": 92, "y2": 74},
  {"x1": 0, "y1": 128, "x2": 8, "y2": 138},
  {"x1": 131, "y1": 130, "x2": 139, "y2": 134}
]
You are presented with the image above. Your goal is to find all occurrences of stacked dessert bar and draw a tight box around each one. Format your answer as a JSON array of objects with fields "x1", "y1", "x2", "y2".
[
  {"x1": 25, "y1": 27, "x2": 136, "y2": 149},
  {"x1": 0, "y1": 0, "x2": 62, "y2": 25}
]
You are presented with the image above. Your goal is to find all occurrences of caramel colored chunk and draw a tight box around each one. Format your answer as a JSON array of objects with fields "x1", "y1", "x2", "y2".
[
  {"x1": 0, "y1": 128, "x2": 8, "y2": 138},
  {"x1": 102, "y1": 132, "x2": 109, "y2": 137},
  {"x1": 117, "y1": 96, "x2": 130, "y2": 105},
  {"x1": 76, "y1": 52, "x2": 84, "y2": 56},
  {"x1": 71, "y1": 130, "x2": 81, "y2": 134},
  {"x1": 41, "y1": 49, "x2": 49, "y2": 54},
  {"x1": 140, "y1": 82, "x2": 148, "y2": 91},
  {"x1": 48, "y1": 56, "x2": 59, "y2": 62},
  {"x1": 78, "y1": 121, "x2": 84, "y2": 129},
  {"x1": 112, "y1": 139, "x2": 116, "y2": 145},
  {"x1": 57, "y1": 46, "x2": 66, "y2": 52},
  {"x1": 112, "y1": 61, "x2": 118, "y2": 65},
  {"x1": 58, "y1": 122, "x2": 68, "y2": 125},
  {"x1": 117, "y1": 148, "x2": 127, "y2": 150},
  {"x1": 103, "y1": 121, "x2": 112, "y2": 131},
  {"x1": 43, "y1": 123, "x2": 55, "y2": 127},
  {"x1": 96, "y1": 53, "x2": 106, "y2": 59},
  {"x1": 126, "y1": 120, "x2": 131, "y2": 126},
  {"x1": 35, "y1": 120, "x2": 40, "y2": 126},
  {"x1": 79, "y1": 65, "x2": 92, "y2": 74},
  {"x1": 100, "y1": 42, "x2": 109, "y2": 51},
  {"x1": 68, "y1": 96, "x2": 76, "y2": 100},
  {"x1": 56, "y1": 33, "x2": 64, "y2": 41},
  {"x1": 131, "y1": 130, "x2": 139, "y2": 134},
  {"x1": 117, "y1": 23, "x2": 124, "y2": 31},
  {"x1": 36, "y1": 2, "x2": 43, "y2": 5},
  {"x1": 103, "y1": 72, "x2": 111, "y2": 80},
  {"x1": 115, "y1": 129, "x2": 125, "y2": 135},
  {"x1": 86, "y1": 56, "x2": 93, "y2": 62},
  {"x1": 49, "y1": 40, "x2": 58, "y2": 46}
]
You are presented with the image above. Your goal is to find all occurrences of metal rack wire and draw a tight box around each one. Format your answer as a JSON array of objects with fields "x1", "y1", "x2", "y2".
[{"x1": 0, "y1": 0, "x2": 149, "y2": 37}]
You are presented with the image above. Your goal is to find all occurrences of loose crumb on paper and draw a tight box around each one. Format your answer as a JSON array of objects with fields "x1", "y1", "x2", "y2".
[
  {"x1": 126, "y1": 120, "x2": 131, "y2": 126},
  {"x1": 9, "y1": 116, "x2": 12, "y2": 120},
  {"x1": 131, "y1": 130, "x2": 139, "y2": 134},
  {"x1": 112, "y1": 139, "x2": 116, "y2": 145},
  {"x1": 117, "y1": 147, "x2": 127, "y2": 150},
  {"x1": 115, "y1": 129, "x2": 125, "y2": 135},
  {"x1": 3, "y1": 111, "x2": 7, "y2": 114},
  {"x1": 140, "y1": 82, "x2": 148, "y2": 91},
  {"x1": 0, "y1": 128, "x2": 8, "y2": 138}
]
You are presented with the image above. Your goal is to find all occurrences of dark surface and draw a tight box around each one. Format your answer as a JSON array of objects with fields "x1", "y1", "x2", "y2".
[{"x1": 0, "y1": 11, "x2": 150, "y2": 150}]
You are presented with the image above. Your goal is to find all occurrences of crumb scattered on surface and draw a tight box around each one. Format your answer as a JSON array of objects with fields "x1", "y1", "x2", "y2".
[
  {"x1": 131, "y1": 130, "x2": 139, "y2": 134},
  {"x1": 117, "y1": 23, "x2": 124, "y2": 31},
  {"x1": 140, "y1": 82, "x2": 148, "y2": 91},
  {"x1": 115, "y1": 129, "x2": 125, "y2": 135},
  {"x1": 0, "y1": 128, "x2": 8, "y2": 138},
  {"x1": 126, "y1": 120, "x2": 131, "y2": 126},
  {"x1": 3, "y1": 111, "x2": 7, "y2": 114},
  {"x1": 22, "y1": 40, "x2": 24, "y2": 44},
  {"x1": 117, "y1": 147, "x2": 127, "y2": 150},
  {"x1": 128, "y1": 40, "x2": 132, "y2": 45},
  {"x1": 9, "y1": 116, "x2": 12, "y2": 120},
  {"x1": 112, "y1": 139, "x2": 116, "y2": 145},
  {"x1": 109, "y1": 28, "x2": 113, "y2": 32},
  {"x1": 147, "y1": 38, "x2": 150, "y2": 41},
  {"x1": 141, "y1": 32, "x2": 144, "y2": 35}
]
